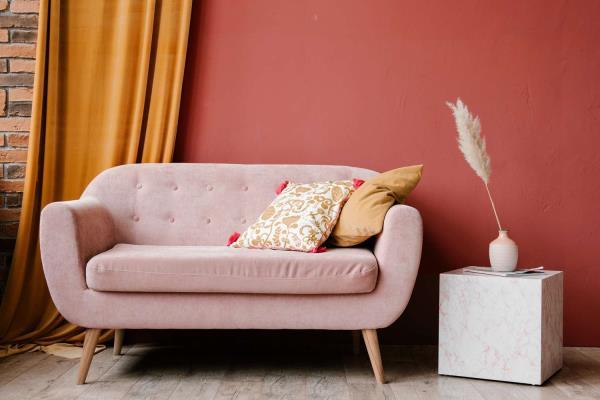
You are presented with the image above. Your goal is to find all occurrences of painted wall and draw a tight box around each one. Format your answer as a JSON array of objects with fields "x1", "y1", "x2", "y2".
[{"x1": 176, "y1": 0, "x2": 600, "y2": 345}]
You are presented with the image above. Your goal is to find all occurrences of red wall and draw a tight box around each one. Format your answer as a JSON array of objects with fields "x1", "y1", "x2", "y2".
[{"x1": 176, "y1": 0, "x2": 600, "y2": 345}]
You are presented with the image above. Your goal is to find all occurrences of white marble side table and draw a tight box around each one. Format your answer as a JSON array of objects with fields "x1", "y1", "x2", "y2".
[{"x1": 438, "y1": 268, "x2": 563, "y2": 385}]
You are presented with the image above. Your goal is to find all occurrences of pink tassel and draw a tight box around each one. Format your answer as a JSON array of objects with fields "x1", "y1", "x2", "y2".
[
  {"x1": 276, "y1": 180, "x2": 289, "y2": 195},
  {"x1": 352, "y1": 178, "x2": 365, "y2": 189},
  {"x1": 309, "y1": 246, "x2": 327, "y2": 253},
  {"x1": 227, "y1": 231, "x2": 240, "y2": 246}
]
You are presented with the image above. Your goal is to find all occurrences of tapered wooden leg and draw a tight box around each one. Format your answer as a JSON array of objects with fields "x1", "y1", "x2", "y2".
[
  {"x1": 113, "y1": 329, "x2": 124, "y2": 355},
  {"x1": 362, "y1": 329, "x2": 385, "y2": 384},
  {"x1": 352, "y1": 330, "x2": 361, "y2": 355},
  {"x1": 77, "y1": 328, "x2": 100, "y2": 385}
]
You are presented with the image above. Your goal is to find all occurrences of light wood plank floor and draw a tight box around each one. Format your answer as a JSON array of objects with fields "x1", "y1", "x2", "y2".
[{"x1": 0, "y1": 344, "x2": 599, "y2": 399}]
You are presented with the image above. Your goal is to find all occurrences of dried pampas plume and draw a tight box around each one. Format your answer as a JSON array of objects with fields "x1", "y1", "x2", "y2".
[
  {"x1": 446, "y1": 99, "x2": 490, "y2": 183},
  {"x1": 447, "y1": 98, "x2": 502, "y2": 230}
]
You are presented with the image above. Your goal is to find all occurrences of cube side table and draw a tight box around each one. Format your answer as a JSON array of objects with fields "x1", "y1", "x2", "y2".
[{"x1": 438, "y1": 268, "x2": 563, "y2": 385}]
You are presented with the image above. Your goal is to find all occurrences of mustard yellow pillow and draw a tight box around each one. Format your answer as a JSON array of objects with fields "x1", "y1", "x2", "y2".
[
  {"x1": 231, "y1": 180, "x2": 355, "y2": 252},
  {"x1": 329, "y1": 165, "x2": 423, "y2": 247}
]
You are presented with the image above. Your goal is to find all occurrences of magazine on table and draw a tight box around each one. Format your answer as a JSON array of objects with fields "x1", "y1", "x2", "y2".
[{"x1": 464, "y1": 266, "x2": 545, "y2": 277}]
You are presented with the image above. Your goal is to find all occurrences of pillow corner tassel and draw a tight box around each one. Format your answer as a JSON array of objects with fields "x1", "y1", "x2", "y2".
[
  {"x1": 352, "y1": 178, "x2": 365, "y2": 189},
  {"x1": 227, "y1": 231, "x2": 241, "y2": 246},
  {"x1": 275, "y1": 180, "x2": 289, "y2": 195}
]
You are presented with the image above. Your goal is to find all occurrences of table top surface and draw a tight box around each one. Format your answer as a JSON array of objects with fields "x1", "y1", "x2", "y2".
[{"x1": 442, "y1": 267, "x2": 562, "y2": 280}]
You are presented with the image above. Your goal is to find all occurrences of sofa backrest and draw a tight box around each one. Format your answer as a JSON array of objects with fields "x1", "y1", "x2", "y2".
[{"x1": 82, "y1": 163, "x2": 378, "y2": 246}]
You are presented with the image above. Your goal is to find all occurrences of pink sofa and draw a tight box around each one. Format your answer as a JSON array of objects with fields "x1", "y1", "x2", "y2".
[{"x1": 40, "y1": 163, "x2": 423, "y2": 384}]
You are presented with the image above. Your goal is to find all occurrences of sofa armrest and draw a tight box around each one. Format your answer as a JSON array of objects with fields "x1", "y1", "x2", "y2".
[
  {"x1": 40, "y1": 197, "x2": 116, "y2": 320},
  {"x1": 371, "y1": 204, "x2": 423, "y2": 324}
]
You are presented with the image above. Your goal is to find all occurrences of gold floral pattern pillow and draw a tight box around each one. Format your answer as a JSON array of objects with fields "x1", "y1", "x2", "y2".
[{"x1": 231, "y1": 180, "x2": 355, "y2": 252}]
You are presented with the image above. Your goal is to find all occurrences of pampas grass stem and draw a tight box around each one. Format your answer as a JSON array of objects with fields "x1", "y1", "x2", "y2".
[{"x1": 484, "y1": 183, "x2": 502, "y2": 231}]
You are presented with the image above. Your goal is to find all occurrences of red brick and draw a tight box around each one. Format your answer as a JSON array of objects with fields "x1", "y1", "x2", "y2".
[
  {"x1": 0, "y1": 118, "x2": 29, "y2": 131},
  {"x1": 11, "y1": 1, "x2": 40, "y2": 14},
  {"x1": 0, "y1": 149, "x2": 27, "y2": 162},
  {"x1": 9, "y1": 87, "x2": 32, "y2": 101},
  {"x1": 10, "y1": 59, "x2": 35, "y2": 72},
  {"x1": 4, "y1": 193, "x2": 21, "y2": 207},
  {"x1": 0, "y1": 73, "x2": 34, "y2": 86},
  {"x1": 0, "y1": 29, "x2": 8, "y2": 43},
  {"x1": 0, "y1": 90, "x2": 5, "y2": 116},
  {"x1": 7, "y1": 102, "x2": 30, "y2": 117},
  {"x1": 0, "y1": 44, "x2": 35, "y2": 58},
  {"x1": 5, "y1": 164, "x2": 25, "y2": 178},
  {"x1": 0, "y1": 15, "x2": 38, "y2": 29},
  {"x1": 0, "y1": 208, "x2": 20, "y2": 222},
  {"x1": 0, "y1": 180, "x2": 24, "y2": 192},
  {"x1": 10, "y1": 30, "x2": 36, "y2": 43},
  {"x1": 0, "y1": 222, "x2": 19, "y2": 236},
  {"x1": 0, "y1": 1, "x2": 7, "y2": 12},
  {"x1": 0, "y1": 59, "x2": 7, "y2": 73}
]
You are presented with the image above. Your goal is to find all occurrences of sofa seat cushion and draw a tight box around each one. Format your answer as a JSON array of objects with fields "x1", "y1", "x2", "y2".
[{"x1": 86, "y1": 244, "x2": 378, "y2": 294}]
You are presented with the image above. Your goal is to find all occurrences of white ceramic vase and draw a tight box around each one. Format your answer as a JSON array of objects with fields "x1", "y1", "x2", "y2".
[{"x1": 489, "y1": 230, "x2": 518, "y2": 272}]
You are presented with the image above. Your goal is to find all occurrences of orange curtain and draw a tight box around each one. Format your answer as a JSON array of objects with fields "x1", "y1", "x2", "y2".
[{"x1": 0, "y1": 0, "x2": 192, "y2": 354}]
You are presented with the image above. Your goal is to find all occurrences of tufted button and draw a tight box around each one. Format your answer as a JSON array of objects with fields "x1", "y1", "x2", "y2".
[
  {"x1": 173, "y1": 185, "x2": 178, "y2": 191},
  {"x1": 206, "y1": 217, "x2": 211, "y2": 224},
  {"x1": 241, "y1": 218, "x2": 247, "y2": 224},
  {"x1": 169, "y1": 217, "x2": 175, "y2": 223},
  {"x1": 242, "y1": 186, "x2": 248, "y2": 191},
  {"x1": 133, "y1": 215, "x2": 140, "y2": 222},
  {"x1": 206, "y1": 185, "x2": 213, "y2": 191},
  {"x1": 136, "y1": 183, "x2": 143, "y2": 189}
]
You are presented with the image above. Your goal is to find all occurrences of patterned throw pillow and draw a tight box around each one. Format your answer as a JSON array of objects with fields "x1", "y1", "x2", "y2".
[{"x1": 231, "y1": 180, "x2": 355, "y2": 252}]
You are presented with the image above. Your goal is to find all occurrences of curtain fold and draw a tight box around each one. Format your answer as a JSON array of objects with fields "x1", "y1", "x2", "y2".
[{"x1": 0, "y1": 0, "x2": 192, "y2": 353}]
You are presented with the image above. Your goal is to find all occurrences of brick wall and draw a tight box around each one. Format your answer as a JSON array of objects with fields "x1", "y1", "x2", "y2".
[{"x1": 0, "y1": 0, "x2": 38, "y2": 295}]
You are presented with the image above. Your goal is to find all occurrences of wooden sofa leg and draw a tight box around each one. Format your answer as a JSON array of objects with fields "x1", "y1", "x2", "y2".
[
  {"x1": 77, "y1": 328, "x2": 100, "y2": 385},
  {"x1": 362, "y1": 329, "x2": 385, "y2": 384},
  {"x1": 113, "y1": 329, "x2": 124, "y2": 355}
]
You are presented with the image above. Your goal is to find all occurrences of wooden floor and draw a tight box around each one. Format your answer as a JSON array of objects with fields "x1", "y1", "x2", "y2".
[{"x1": 0, "y1": 344, "x2": 599, "y2": 399}]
